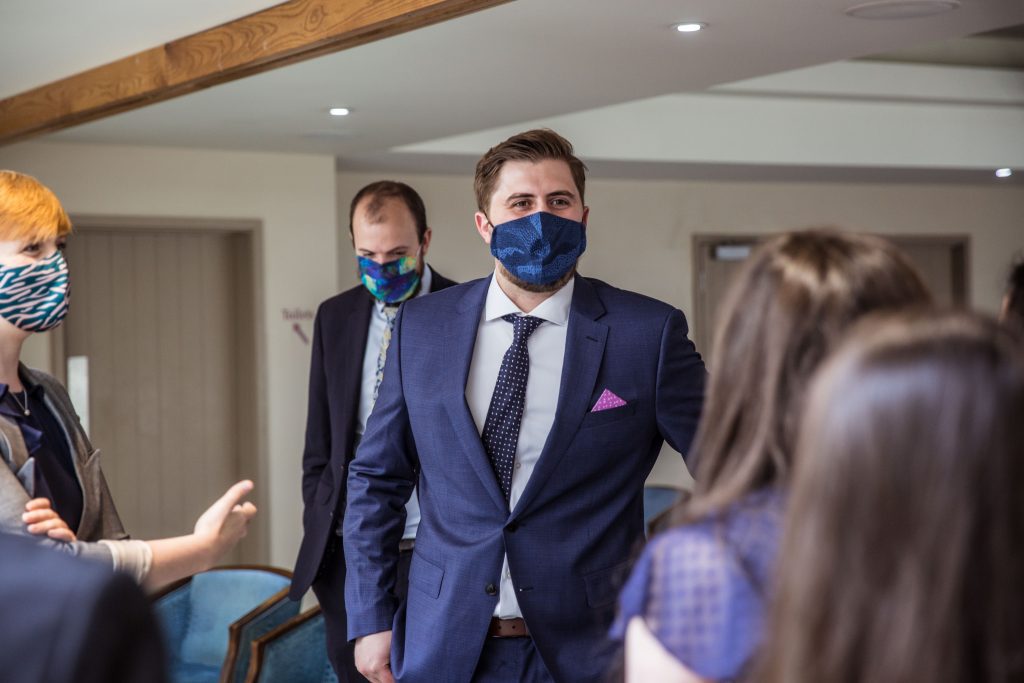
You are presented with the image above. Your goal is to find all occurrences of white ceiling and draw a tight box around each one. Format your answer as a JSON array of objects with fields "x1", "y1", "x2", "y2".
[{"x1": 2, "y1": 0, "x2": 1023, "y2": 182}]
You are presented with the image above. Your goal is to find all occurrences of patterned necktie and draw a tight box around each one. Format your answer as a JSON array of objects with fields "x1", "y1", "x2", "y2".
[
  {"x1": 371, "y1": 304, "x2": 400, "y2": 408},
  {"x1": 482, "y1": 314, "x2": 545, "y2": 502}
]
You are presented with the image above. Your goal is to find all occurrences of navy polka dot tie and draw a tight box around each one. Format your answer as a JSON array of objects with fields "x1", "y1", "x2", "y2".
[{"x1": 482, "y1": 314, "x2": 544, "y2": 502}]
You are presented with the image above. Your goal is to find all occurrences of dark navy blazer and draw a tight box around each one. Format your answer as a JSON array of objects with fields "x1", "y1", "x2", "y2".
[
  {"x1": 344, "y1": 274, "x2": 706, "y2": 682},
  {"x1": 291, "y1": 270, "x2": 457, "y2": 600},
  {"x1": 0, "y1": 532, "x2": 167, "y2": 683}
]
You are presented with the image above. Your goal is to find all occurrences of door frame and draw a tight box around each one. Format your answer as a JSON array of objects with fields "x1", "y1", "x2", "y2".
[
  {"x1": 57, "y1": 214, "x2": 269, "y2": 563},
  {"x1": 692, "y1": 232, "x2": 971, "y2": 362}
]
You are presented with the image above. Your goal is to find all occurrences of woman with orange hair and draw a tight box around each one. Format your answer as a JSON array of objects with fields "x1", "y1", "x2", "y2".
[{"x1": 0, "y1": 170, "x2": 256, "y2": 590}]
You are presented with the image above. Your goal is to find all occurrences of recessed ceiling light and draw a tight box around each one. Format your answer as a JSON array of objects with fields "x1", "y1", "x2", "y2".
[
  {"x1": 674, "y1": 22, "x2": 706, "y2": 33},
  {"x1": 844, "y1": 1, "x2": 960, "y2": 20},
  {"x1": 995, "y1": 168, "x2": 1013, "y2": 178},
  {"x1": 329, "y1": 107, "x2": 351, "y2": 117}
]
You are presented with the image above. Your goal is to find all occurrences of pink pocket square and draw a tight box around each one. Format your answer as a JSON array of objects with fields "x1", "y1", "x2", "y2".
[{"x1": 591, "y1": 389, "x2": 627, "y2": 412}]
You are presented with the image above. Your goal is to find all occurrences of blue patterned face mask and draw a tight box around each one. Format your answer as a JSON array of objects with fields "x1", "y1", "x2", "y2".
[
  {"x1": 0, "y1": 250, "x2": 70, "y2": 332},
  {"x1": 357, "y1": 250, "x2": 421, "y2": 304},
  {"x1": 489, "y1": 211, "x2": 586, "y2": 286}
]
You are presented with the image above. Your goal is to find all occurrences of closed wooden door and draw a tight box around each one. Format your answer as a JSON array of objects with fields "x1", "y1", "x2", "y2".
[{"x1": 60, "y1": 228, "x2": 259, "y2": 562}]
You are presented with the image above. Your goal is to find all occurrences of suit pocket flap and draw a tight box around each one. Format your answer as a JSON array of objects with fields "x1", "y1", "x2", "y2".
[
  {"x1": 584, "y1": 560, "x2": 631, "y2": 608},
  {"x1": 409, "y1": 551, "x2": 444, "y2": 599}
]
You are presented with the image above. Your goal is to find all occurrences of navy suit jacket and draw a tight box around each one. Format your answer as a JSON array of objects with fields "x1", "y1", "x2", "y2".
[
  {"x1": 344, "y1": 274, "x2": 706, "y2": 682},
  {"x1": 0, "y1": 533, "x2": 167, "y2": 683},
  {"x1": 291, "y1": 269, "x2": 457, "y2": 599}
]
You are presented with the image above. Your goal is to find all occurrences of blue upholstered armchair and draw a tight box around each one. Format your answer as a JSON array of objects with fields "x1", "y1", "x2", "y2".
[
  {"x1": 153, "y1": 565, "x2": 300, "y2": 683},
  {"x1": 244, "y1": 607, "x2": 338, "y2": 683}
]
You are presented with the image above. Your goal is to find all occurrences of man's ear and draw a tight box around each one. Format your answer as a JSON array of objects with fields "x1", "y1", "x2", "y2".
[
  {"x1": 474, "y1": 212, "x2": 493, "y2": 245},
  {"x1": 420, "y1": 227, "x2": 433, "y2": 257},
  {"x1": 581, "y1": 206, "x2": 590, "y2": 227}
]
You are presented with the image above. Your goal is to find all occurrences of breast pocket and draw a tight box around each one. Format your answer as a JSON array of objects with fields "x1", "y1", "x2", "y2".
[{"x1": 580, "y1": 403, "x2": 636, "y2": 429}]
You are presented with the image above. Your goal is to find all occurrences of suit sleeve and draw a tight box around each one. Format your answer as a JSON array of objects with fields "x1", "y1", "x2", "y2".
[
  {"x1": 0, "y1": 454, "x2": 116, "y2": 564},
  {"x1": 655, "y1": 309, "x2": 707, "y2": 462},
  {"x1": 301, "y1": 304, "x2": 331, "y2": 507},
  {"x1": 343, "y1": 305, "x2": 419, "y2": 640}
]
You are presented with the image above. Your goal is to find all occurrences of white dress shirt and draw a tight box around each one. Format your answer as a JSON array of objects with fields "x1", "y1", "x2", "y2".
[
  {"x1": 357, "y1": 265, "x2": 433, "y2": 540},
  {"x1": 466, "y1": 273, "x2": 573, "y2": 618}
]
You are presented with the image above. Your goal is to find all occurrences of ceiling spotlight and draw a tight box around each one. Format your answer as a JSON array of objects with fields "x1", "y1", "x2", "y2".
[
  {"x1": 329, "y1": 107, "x2": 351, "y2": 117},
  {"x1": 674, "y1": 22, "x2": 706, "y2": 33},
  {"x1": 844, "y1": 1, "x2": 960, "y2": 20},
  {"x1": 995, "y1": 168, "x2": 1013, "y2": 178}
]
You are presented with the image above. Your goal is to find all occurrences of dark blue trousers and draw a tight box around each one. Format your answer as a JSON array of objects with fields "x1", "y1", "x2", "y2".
[{"x1": 470, "y1": 636, "x2": 554, "y2": 683}]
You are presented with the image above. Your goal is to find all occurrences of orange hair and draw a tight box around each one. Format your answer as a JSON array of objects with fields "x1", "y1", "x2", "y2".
[{"x1": 0, "y1": 170, "x2": 73, "y2": 242}]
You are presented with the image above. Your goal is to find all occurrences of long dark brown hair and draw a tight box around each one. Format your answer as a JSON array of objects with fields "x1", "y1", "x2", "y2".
[
  {"x1": 755, "y1": 311, "x2": 1024, "y2": 683},
  {"x1": 675, "y1": 229, "x2": 931, "y2": 524}
]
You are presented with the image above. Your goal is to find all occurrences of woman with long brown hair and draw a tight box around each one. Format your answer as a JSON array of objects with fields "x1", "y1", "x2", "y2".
[
  {"x1": 755, "y1": 311, "x2": 1024, "y2": 683},
  {"x1": 613, "y1": 229, "x2": 931, "y2": 682}
]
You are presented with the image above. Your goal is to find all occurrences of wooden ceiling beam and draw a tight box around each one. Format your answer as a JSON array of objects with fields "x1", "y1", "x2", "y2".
[{"x1": 0, "y1": 0, "x2": 509, "y2": 146}]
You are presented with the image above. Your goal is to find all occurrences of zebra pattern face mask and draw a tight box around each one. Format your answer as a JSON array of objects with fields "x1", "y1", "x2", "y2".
[{"x1": 0, "y1": 250, "x2": 70, "y2": 332}]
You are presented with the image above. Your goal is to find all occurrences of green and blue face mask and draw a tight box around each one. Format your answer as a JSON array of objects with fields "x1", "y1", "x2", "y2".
[
  {"x1": 489, "y1": 211, "x2": 586, "y2": 286},
  {"x1": 0, "y1": 250, "x2": 70, "y2": 332},
  {"x1": 357, "y1": 250, "x2": 421, "y2": 304}
]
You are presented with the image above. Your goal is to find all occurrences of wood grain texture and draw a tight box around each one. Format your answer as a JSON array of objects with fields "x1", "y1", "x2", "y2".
[{"x1": 0, "y1": 0, "x2": 510, "y2": 145}]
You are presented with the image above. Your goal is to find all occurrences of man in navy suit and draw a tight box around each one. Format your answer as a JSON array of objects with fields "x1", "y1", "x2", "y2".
[
  {"x1": 291, "y1": 181, "x2": 457, "y2": 681},
  {"x1": 345, "y1": 130, "x2": 706, "y2": 682},
  {"x1": 0, "y1": 532, "x2": 167, "y2": 683}
]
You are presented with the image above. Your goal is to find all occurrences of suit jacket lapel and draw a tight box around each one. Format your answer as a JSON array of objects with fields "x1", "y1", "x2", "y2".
[
  {"x1": 442, "y1": 277, "x2": 509, "y2": 514},
  {"x1": 513, "y1": 276, "x2": 607, "y2": 517}
]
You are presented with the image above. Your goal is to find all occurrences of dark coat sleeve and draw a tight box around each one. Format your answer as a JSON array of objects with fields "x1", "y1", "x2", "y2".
[
  {"x1": 655, "y1": 309, "x2": 707, "y2": 461},
  {"x1": 342, "y1": 306, "x2": 419, "y2": 640},
  {"x1": 301, "y1": 302, "x2": 332, "y2": 507}
]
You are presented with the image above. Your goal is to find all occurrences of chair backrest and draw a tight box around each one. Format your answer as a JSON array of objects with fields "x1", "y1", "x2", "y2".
[
  {"x1": 245, "y1": 607, "x2": 338, "y2": 683},
  {"x1": 153, "y1": 565, "x2": 294, "y2": 681},
  {"x1": 643, "y1": 485, "x2": 684, "y2": 535}
]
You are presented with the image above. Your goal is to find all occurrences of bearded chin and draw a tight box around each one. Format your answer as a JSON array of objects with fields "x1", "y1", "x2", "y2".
[{"x1": 498, "y1": 262, "x2": 577, "y2": 293}]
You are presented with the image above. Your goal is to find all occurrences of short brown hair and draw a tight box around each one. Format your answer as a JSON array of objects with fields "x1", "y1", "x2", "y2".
[
  {"x1": 473, "y1": 129, "x2": 587, "y2": 215},
  {"x1": 349, "y1": 180, "x2": 428, "y2": 242},
  {"x1": 0, "y1": 171, "x2": 73, "y2": 242}
]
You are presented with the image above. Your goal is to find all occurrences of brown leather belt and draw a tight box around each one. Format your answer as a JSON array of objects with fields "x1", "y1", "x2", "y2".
[
  {"x1": 488, "y1": 617, "x2": 529, "y2": 638},
  {"x1": 398, "y1": 539, "x2": 415, "y2": 552}
]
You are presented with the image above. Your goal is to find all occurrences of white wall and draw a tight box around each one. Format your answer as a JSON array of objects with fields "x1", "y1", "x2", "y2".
[
  {"x1": 0, "y1": 141, "x2": 338, "y2": 569},
  {"x1": 339, "y1": 169, "x2": 1024, "y2": 487},
  {"x1": 340, "y1": 169, "x2": 1024, "y2": 323}
]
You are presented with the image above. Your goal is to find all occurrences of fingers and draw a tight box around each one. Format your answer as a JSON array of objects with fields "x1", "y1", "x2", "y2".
[
  {"x1": 234, "y1": 501, "x2": 258, "y2": 519},
  {"x1": 26, "y1": 518, "x2": 71, "y2": 536},
  {"x1": 24, "y1": 498, "x2": 53, "y2": 512},
  {"x1": 205, "y1": 480, "x2": 255, "y2": 519},
  {"x1": 22, "y1": 508, "x2": 61, "y2": 525},
  {"x1": 47, "y1": 528, "x2": 77, "y2": 542},
  {"x1": 354, "y1": 632, "x2": 393, "y2": 683}
]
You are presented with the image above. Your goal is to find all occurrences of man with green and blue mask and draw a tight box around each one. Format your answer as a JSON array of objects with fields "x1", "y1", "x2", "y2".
[{"x1": 291, "y1": 180, "x2": 457, "y2": 682}]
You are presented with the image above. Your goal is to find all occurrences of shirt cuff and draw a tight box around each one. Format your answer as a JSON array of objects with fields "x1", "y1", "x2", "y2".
[{"x1": 98, "y1": 539, "x2": 153, "y2": 583}]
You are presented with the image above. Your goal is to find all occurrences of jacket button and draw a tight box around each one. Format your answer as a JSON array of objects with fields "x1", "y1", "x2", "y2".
[
  {"x1": 507, "y1": 521, "x2": 519, "y2": 532},
  {"x1": 485, "y1": 583, "x2": 498, "y2": 596}
]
